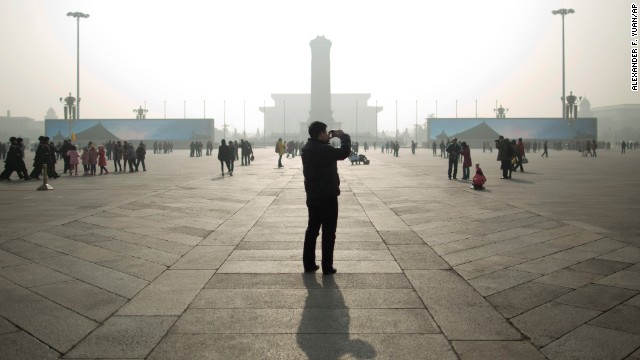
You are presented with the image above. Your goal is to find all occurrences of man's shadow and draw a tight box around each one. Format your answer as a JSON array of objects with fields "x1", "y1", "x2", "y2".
[{"x1": 296, "y1": 274, "x2": 375, "y2": 360}]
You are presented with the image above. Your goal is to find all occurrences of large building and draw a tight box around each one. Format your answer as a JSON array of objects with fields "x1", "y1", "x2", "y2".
[
  {"x1": 583, "y1": 100, "x2": 640, "y2": 142},
  {"x1": 261, "y1": 93, "x2": 381, "y2": 142},
  {"x1": 0, "y1": 110, "x2": 44, "y2": 143},
  {"x1": 260, "y1": 36, "x2": 382, "y2": 142}
]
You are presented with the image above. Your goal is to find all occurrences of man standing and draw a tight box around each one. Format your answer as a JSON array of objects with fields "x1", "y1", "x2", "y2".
[
  {"x1": 276, "y1": 138, "x2": 285, "y2": 168},
  {"x1": 541, "y1": 140, "x2": 549, "y2": 157},
  {"x1": 446, "y1": 137, "x2": 461, "y2": 180},
  {"x1": 496, "y1": 136, "x2": 513, "y2": 179},
  {"x1": 514, "y1": 138, "x2": 525, "y2": 172},
  {"x1": 301, "y1": 122, "x2": 351, "y2": 275}
]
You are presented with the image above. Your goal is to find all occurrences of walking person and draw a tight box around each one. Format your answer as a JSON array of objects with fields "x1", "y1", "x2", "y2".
[
  {"x1": 217, "y1": 139, "x2": 232, "y2": 177},
  {"x1": 126, "y1": 143, "x2": 137, "y2": 172},
  {"x1": 66, "y1": 145, "x2": 80, "y2": 176},
  {"x1": 301, "y1": 122, "x2": 351, "y2": 275},
  {"x1": 60, "y1": 139, "x2": 71, "y2": 174},
  {"x1": 514, "y1": 138, "x2": 525, "y2": 172},
  {"x1": 276, "y1": 138, "x2": 285, "y2": 168},
  {"x1": 113, "y1": 141, "x2": 123, "y2": 172},
  {"x1": 446, "y1": 138, "x2": 461, "y2": 180},
  {"x1": 88, "y1": 144, "x2": 98, "y2": 175},
  {"x1": 122, "y1": 142, "x2": 129, "y2": 172},
  {"x1": 98, "y1": 145, "x2": 109, "y2": 175},
  {"x1": 136, "y1": 142, "x2": 146, "y2": 171},
  {"x1": 460, "y1": 141, "x2": 472, "y2": 180},
  {"x1": 81, "y1": 146, "x2": 89, "y2": 175},
  {"x1": 541, "y1": 140, "x2": 549, "y2": 157},
  {"x1": 496, "y1": 136, "x2": 513, "y2": 179},
  {"x1": 228, "y1": 140, "x2": 236, "y2": 175},
  {"x1": 29, "y1": 136, "x2": 51, "y2": 180}
]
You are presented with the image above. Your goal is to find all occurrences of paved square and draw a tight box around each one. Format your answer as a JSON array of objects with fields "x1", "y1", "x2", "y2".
[{"x1": 0, "y1": 147, "x2": 639, "y2": 359}]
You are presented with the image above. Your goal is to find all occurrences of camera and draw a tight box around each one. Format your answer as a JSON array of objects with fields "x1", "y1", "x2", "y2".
[{"x1": 329, "y1": 130, "x2": 337, "y2": 138}]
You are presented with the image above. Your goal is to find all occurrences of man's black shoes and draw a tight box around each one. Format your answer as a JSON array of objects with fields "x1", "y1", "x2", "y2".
[
  {"x1": 304, "y1": 264, "x2": 320, "y2": 273},
  {"x1": 323, "y1": 268, "x2": 337, "y2": 275}
]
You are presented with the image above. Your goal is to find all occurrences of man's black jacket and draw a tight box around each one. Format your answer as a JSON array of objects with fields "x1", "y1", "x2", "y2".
[{"x1": 301, "y1": 134, "x2": 351, "y2": 200}]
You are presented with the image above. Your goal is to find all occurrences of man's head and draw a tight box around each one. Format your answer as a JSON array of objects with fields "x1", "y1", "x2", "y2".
[
  {"x1": 452, "y1": 137, "x2": 458, "y2": 143},
  {"x1": 308, "y1": 121, "x2": 328, "y2": 141}
]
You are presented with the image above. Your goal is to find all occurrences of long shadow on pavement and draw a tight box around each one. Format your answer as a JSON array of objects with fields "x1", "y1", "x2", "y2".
[{"x1": 296, "y1": 274, "x2": 375, "y2": 360}]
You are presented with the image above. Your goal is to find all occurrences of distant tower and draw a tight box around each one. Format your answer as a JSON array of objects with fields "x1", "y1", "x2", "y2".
[{"x1": 308, "y1": 36, "x2": 335, "y2": 126}]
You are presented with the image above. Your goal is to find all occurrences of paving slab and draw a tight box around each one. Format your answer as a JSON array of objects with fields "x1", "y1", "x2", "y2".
[
  {"x1": 0, "y1": 262, "x2": 74, "y2": 288},
  {"x1": 568, "y1": 258, "x2": 632, "y2": 275},
  {"x1": 23, "y1": 231, "x2": 124, "y2": 263},
  {"x1": 596, "y1": 270, "x2": 640, "y2": 291},
  {"x1": 589, "y1": 304, "x2": 640, "y2": 334},
  {"x1": 0, "y1": 239, "x2": 63, "y2": 260},
  {"x1": 172, "y1": 308, "x2": 439, "y2": 334},
  {"x1": 468, "y1": 268, "x2": 541, "y2": 296},
  {"x1": 0, "y1": 317, "x2": 17, "y2": 334},
  {"x1": 598, "y1": 245, "x2": 640, "y2": 261},
  {"x1": 97, "y1": 255, "x2": 167, "y2": 281},
  {"x1": 36, "y1": 255, "x2": 149, "y2": 299},
  {"x1": 31, "y1": 280, "x2": 127, "y2": 322},
  {"x1": 556, "y1": 284, "x2": 638, "y2": 311},
  {"x1": 511, "y1": 301, "x2": 601, "y2": 346},
  {"x1": 387, "y1": 244, "x2": 451, "y2": 269},
  {"x1": 541, "y1": 324, "x2": 640, "y2": 360},
  {"x1": 487, "y1": 281, "x2": 572, "y2": 319},
  {"x1": 534, "y1": 269, "x2": 604, "y2": 289},
  {"x1": 205, "y1": 273, "x2": 413, "y2": 289},
  {"x1": 0, "y1": 331, "x2": 60, "y2": 360},
  {"x1": 0, "y1": 249, "x2": 30, "y2": 268},
  {"x1": 190, "y1": 288, "x2": 424, "y2": 309},
  {"x1": 511, "y1": 256, "x2": 578, "y2": 275},
  {"x1": 65, "y1": 316, "x2": 176, "y2": 359},
  {"x1": 149, "y1": 333, "x2": 456, "y2": 360},
  {"x1": 453, "y1": 340, "x2": 546, "y2": 360},
  {"x1": 117, "y1": 270, "x2": 214, "y2": 315},
  {"x1": 453, "y1": 255, "x2": 527, "y2": 280},
  {"x1": 92, "y1": 239, "x2": 180, "y2": 266},
  {"x1": 405, "y1": 270, "x2": 521, "y2": 340},
  {"x1": 170, "y1": 245, "x2": 234, "y2": 269},
  {"x1": 0, "y1": 284, "x2": 98, "y2": 353}
]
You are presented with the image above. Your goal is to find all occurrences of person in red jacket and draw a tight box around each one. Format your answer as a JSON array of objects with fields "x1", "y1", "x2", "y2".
[
  {"x1": 88, "y1": 144, "x2": 99, "y2": 175},
  {"x1": 98, "y1": 145, "x2": 109, "y2": 175},
  {"x1": 472, "y1": 163, "x2": 486, "y2": 190}
]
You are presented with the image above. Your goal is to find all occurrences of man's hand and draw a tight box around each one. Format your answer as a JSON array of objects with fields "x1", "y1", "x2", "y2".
[{"x1": 333, "y1": 130, "x2": 345, "y2": 139}]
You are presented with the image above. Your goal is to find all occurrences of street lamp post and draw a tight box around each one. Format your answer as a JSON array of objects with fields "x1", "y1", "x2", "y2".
[
  {"x1": 66, "y1": 12, "x2": 89, "y2": 120},
  {"x1": 552, "y1": 8, "x2": 575, "y2": 122},
  {"x1": 395, "y1": 100, "x2": 398, "y2": 142}
]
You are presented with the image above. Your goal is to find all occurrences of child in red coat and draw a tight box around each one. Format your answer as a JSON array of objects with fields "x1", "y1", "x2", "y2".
[
  {"x1": 98, "y1": 145, "x2": 109, "y2": 175},
  {"x1": 472, "y1": 163, "x2": 486, "y2": 190}
]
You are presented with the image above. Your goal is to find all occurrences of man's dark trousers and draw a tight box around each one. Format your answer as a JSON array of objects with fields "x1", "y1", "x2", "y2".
[
  {"x1": 448, "y1": 157, "x2": 458, "y2": 179},
  {"x1": 303, "y1": 197, "x2": 338, "y2": 271}
]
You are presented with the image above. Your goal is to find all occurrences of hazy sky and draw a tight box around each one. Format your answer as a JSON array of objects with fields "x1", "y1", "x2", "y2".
[{"x1": 1, "y1": 0, "x2": 637, "y2": 133}]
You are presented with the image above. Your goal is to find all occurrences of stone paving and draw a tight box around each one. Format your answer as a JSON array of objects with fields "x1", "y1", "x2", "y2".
[{"x1": 0, "y1": 145, "x2": 639, "y2": 359}]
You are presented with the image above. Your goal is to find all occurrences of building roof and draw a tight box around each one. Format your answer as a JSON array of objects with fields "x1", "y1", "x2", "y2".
[
  {"x1": 453, "y1": 121, "x2": 501, "y2": 139},
  {"x1": 75, "y1": 122, "x2": 120, "y2": 141}
]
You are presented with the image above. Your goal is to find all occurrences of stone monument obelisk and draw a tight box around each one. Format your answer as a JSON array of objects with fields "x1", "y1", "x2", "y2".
[{"x1": 308, "y1": 36, "x2": 336, "y2": 127}]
